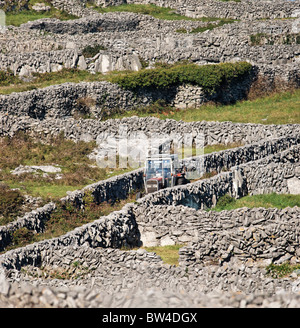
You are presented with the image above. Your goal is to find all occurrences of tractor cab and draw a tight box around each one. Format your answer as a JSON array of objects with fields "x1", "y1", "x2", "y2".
[{"x1": 144, "y1": 154, "x2": 188, "y2": 193}]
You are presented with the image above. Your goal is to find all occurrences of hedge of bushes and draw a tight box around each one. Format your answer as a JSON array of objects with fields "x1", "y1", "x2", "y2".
[
  {"x1": 111, "y1": 61, "x2": 253, "y2": 94},
  {"x1": 0, "y1": 70, "x2": 21, "y2": 86}
]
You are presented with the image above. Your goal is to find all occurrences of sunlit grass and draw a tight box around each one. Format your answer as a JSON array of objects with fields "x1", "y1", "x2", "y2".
[
  {"x1": 212, "y1": 193, "x2": 300, "y2": 212},
  {"x1": 5, "y1": 0, "x2": 77, "y2": 27},
  {"x1": 143, "y1": 244, "x2": 184, "y2": 266}
]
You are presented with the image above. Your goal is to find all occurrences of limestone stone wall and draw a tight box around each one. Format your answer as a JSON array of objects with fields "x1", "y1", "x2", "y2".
[
  {"x1": 0, "y1": 203, "x2": 140, "y2": 269},
  {"x1": 93, "y1": 0, "x2": 300, "y2": 20},
  {"x1": 0, "y1": 75, "x2": 254, "y2": 119},
  {"x1": 179, "y1": 206, "x2": 300, "y2": 267},
  {"x1": 134, "y1": 205, "x2": 300, "y2": 250},
  {"x1": 1, "y1": 115, "x2": 300, "y2": 146}
]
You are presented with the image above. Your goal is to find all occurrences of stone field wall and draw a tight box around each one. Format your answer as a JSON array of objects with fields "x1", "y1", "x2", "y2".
[
  {"x1": 0, "y1": 78, "x2": 254, "y2": 118},
  {"x1": 0, "y1": 0, "x2": 299, "y2": 90},
  {"x1": 2, "y1": 0, "x2": 299, "y2": 20},
  {"x1": 93, "y1": 0, "x2": 300, "y2": 20},
  {"x1": 1, "y1": 114, "x2": 300, "y2": 146}
]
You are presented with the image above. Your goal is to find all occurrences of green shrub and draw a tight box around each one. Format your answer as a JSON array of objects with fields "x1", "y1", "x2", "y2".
[
  {"x1": 215, "y1": 194, "x2": 236, "y2": 208},
  {"x1": 1, "y1": 0, "x2": 29, "y2": 12},
  {"x1": 266, "y1": 263, "x2": 300, "y2": 279},
  {"x1": 112, "y1": 62, "x2": 252, "y2": 94},
  {"x1": 82, "y1": 44, "x2": 107, "y2": 58},
  {"x1": 0, "y1": 184, "x2": 24, "y2": 224},
  {"x1": 11, "y1": 227, "x2": 34, "y2": 247},
  {"x1": 0, "y1": 70, "x2": 21, "y2": 86}
]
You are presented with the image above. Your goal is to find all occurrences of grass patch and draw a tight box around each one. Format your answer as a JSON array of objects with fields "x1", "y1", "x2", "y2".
[
  {"x1": 212, "y1": 193, "x2": 300, "y2": 212},
  {"x1": 204, "y1": 142, "x2": 243, "y2": 154},
  {"x1": 176, "y1": 18, "x2": 237, "y2": 34},
  {"x1": 90, "y1": 3, "x2": 201, "y2": 21},
  {"x1": 0, "y1": 131, "x2": 133, "y2": 201},
  {"x1": 266, "y1": 263, "x2": 300, "y2": 279},
  {"x1": 5, "y1": 0, "x2": 77, "y2": 26},
  {"x1": 0, "y1": 68, "x2": 133, "y2": 95},
  {"x1": 0, "y1": 68, "x2": 107, "y2": 95},
  {"x1": 108, "y1": 88, "x2": 300, "y2": 125},
  {"x1": 90, "y1": 3, "x2": 238, "y2": 31},
  {"x1": 142, "y1": 244, "x2": 184, "y2": 266}
]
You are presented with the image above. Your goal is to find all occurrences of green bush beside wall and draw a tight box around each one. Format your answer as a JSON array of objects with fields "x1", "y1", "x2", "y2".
[{"x1": 112, "y1": 62, "x2": 253, "y2": 94}]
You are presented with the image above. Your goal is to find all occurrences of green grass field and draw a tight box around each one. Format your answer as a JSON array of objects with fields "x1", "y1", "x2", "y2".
[
  {"x1": 0, "y1": 132, "x2": 133, "y2": 201},
  {"x1": 212, "y1": 193, "x2": 300, "y2": 212},
  {"x1": 4, "y1": 0, "x2": 77, "y2": 26}
]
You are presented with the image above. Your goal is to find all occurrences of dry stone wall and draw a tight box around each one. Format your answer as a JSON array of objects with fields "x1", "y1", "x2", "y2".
[
  {"x1": 0, "y1": 0, "x2": 300, "y2": 308},
  {"x1": 0, "y1": 138, "x2": 299, "y2": 307},
  {"x1": 134, "y1": 205, "x2": 300, "y2": 251},
  {"x1": 93, "y1": 0, "x2": 300, "y2": 20},
  {"x1": 3, "y1": 244, "x2": 300, "y2": 308},
  {"x1": 0, "y1": 203, "x2": 56, "y2": 252},
  {"x1": 0, "y1": 203, "x2": 140, "y2": 269},
  {"x1": 0, "y1": 73, "x2": 255, "y2": 119},
  {"x1": 1, "y1": 114, "x2": 300, "y2": 146},
  {"x1": 0, "y1": 2, "x2": 299, "y2": 87}
]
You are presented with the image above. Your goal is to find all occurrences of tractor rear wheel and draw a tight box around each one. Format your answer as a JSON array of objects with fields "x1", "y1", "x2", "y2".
[{"x1": 177, "y1": 177, "x2": 185, "y2": 185}]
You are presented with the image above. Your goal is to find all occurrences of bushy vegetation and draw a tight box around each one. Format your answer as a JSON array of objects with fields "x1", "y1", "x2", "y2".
[
  {"x1": 112, "y1": 62, "x2": 252, "y2": 94},
  {"x1": 0, "y1": 184, "x2": 25, "y2": 225},
  {"x1": 266, "y1": 263, "x2": 300, "y2": 279},
  {"x1": 0, "y1": 0, "x2": 29, "y2": 12},
  {"x1": 0, "y1": 70, "x2": 21, "y2": 87},
  {"x1": 250, "y1": 33, "x2": 300, "y2": 46},
  {"x1": 82, "y1": 44, "x2": 107, "y2": 58}
]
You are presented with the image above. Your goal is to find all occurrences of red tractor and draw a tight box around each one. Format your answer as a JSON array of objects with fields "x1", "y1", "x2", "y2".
[{"x1": 144, "y1": 154, "x2": 189, "y2": 194}]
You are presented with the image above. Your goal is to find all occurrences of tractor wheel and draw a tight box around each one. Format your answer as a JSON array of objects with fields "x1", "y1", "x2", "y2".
[{"x1": 177, "y1": 177, "x2": 185, "y2": 185}]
